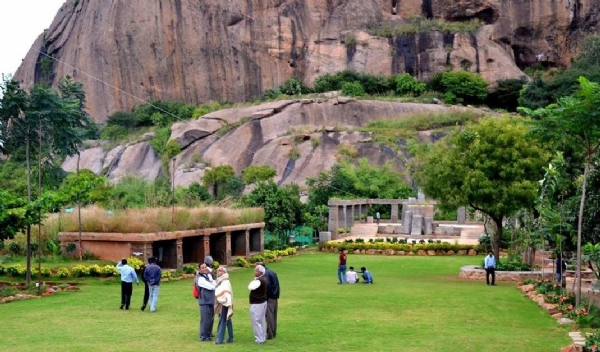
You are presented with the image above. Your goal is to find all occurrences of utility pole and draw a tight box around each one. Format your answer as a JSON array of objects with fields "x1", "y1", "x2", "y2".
[{"x1": 37, "y1": 115, "x2": 43, "y2": 295}]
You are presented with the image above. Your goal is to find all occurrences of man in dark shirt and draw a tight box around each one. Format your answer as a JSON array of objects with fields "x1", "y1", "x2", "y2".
[
  {"x1": 556, "y1": 256, "x2": 567, "y2": 284},
  {"x1": 338, "y1": 249, "x2": 347, "y2": 284},
  {"x1": 257, "y1": 262, "x2": 280, "y2": 340},
  {"x1": 249, "y1": 265, "x2": 268, "y2": 344},
  {"x1": 143, "y1": 256, "x2": 162, "y2": 312}
]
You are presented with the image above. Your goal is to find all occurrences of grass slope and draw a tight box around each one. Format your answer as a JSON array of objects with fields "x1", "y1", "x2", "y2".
[{"x1": 0, "y1": 253, "x2": 570, "y2": 352}]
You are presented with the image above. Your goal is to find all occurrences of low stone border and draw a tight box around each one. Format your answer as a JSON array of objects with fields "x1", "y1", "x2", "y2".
[
  {"x1": 459, "y1": 265, "x2": 544, "y2": 282},
  {"x1": 519, "y1": 283, "x2": 585, "y2": 352},
  {"x1": 0, "y1": 281, "x2": 80, "y2": 304}
]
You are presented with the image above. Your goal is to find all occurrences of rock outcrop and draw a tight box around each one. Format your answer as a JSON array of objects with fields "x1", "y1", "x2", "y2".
[
  {"x1": 13, "y1": 0, "x2": 599, "y2": 121},
  {"x1": 61, "y1": 98, "x2": 483, "y2": 187}
]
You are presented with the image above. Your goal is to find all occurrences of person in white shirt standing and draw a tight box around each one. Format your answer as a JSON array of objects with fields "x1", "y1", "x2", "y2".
[
  {"x1": 346, "y1": 266, "x2": 359, "y2": 283},
  {"x1": 484, "y1": 251, "x2": 496, "y2": 286},
  {"x1": 116, "y1": 258, "x2": 139, "y2": 310}
]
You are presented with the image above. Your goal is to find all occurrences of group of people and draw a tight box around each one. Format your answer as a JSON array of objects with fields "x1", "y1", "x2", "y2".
[
  {"x1": 115, "y1": 256, "x2": 162, "y2": 311},
  {"x1": 337, "y1": 249, "x2": 374, "y2": 284},
  {"x1": 195, "y1": 255, "x2": 280, "y2": 345},
  {"x1": 484, "y1": 250, "x2": 569, "y2": 286}
]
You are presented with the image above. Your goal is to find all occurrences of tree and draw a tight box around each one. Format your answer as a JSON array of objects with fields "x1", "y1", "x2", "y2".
[
  {"x1": 242, "y1": 165, "x2": 277, "y2": 184},
  {"x1": 203, "y1": 165, "x2": 236, "y2": 199},
  {"x1": 416, "y1": 116, "x2": 548, "y2": 260},
  {"x1": 521, "y1": 77, "x2": 600, "y2": 305},
  {"x1": 244, "y1": 180, "x2": 304, "y2": 248}
]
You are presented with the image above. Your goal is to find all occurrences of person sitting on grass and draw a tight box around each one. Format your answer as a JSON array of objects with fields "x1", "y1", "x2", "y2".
[
  {"x1": 346, "y1": 267, "x2": 359, "y2": 284},
  {"x1": 360, "y1": 267, "x2": 374, "y2": 284}
]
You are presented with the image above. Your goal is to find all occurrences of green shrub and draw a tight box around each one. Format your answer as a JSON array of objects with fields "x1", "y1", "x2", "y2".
[
  {"x1": 182, "y1": 264, "x2": 197, "y2": 274},
  {"x1": 8, "y1": 242, "x2": 21, "y2": 256},
  {"x1": 585, "y1": 329, "x2": 600, "y2": 350},
  {"x1": 0, "y1": 240, "x2": 4, "y2": 251},
  {"x1": 249, "y1": 254, "x2": 265, "y2": 264},
  {"x1": 394, "y1": 73, "x2": 426, "y2": 96},
  {"x1": 263, "y1": 250, "x2": 276, "y2": 260},
  {"x1": 127, "y1": 257, "x2": 144, "y2": 271},
  {"x1": 66, "y1": 242, "x2": 77, "y2": 254},
  {"x1": 71, "y1": 265, "x2": 90, "y2": 277},
  {"x1": 235, "y1": 257, "x2": 250, "y2": 267},
  {"x1": 486, "y1": 78, "x2": 526, "y2": 112},
  {"x1": 88, "y1": 264, "x2": 102, "y2": 277},
  {"x1": 440, "y1": 71, "x2": 488, "y2": 104},
  {"x1": 0, "y1": 265, "x2": 5, "y2": 275},
  {"x1": 341, "y1": 81, "x2": 365, "y2": 97},
  {"x1": 56, "y1": 267, "x2": 70, "y2": 278},
  {"x1": 165, "y1": 140, "x2": 181, "y2": 159},
  {"x1": 33, "y1": 267, "x2": 52, "y2": 277},
  {"x1": 82, "y1": 251, "x2": 98, "y2": 260},
  {"x1": 161, "y1": 271, "x2": 172, "y2": 279},
  {"x1": 100, "y1": 265, "x2": 118, "y2": 277},
  {"x1": 6, "y1": 264, "x2": 26, "y2": 277}
]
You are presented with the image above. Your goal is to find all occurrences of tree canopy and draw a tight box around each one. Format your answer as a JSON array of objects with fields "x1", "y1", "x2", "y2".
[{"x1": 416, "y1": 116, "x2": 548, "y2": 258}]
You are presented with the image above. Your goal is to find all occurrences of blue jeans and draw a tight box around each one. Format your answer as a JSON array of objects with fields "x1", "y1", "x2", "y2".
[
  {"x1": 338, "y1": 265, "x2": 347, "y2": 284},
  {"x1": 216, "y1": 306, "x2": 233, "y2": 343},
  {"x1": 149, "y1": 285, "x2": 160, "y2": 312}
]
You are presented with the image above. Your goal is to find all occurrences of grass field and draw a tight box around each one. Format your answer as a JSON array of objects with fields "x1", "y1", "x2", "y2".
[{"x1": 0, "y1": 252, "x2": 571, "y2": 352}]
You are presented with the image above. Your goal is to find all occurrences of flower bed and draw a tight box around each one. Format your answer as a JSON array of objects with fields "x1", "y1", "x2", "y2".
[
  {"x1": 321, "y1": 240, "x2": 480, "y2": 256},
  {"x1": 233, "y1": 247, "x2": 297, "y2": 267},
  {"x1": 519, "y1": 279, "x2": 600, "y2": 351}
]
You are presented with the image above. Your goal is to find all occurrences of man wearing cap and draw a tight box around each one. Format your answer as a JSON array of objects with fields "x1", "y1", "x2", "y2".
[
  {"x1": 249, "y1": 265, "x2": 268, "y2": 344},
  {"x1": 257, "y1": 262, "x2": 280, "y2": 340}
]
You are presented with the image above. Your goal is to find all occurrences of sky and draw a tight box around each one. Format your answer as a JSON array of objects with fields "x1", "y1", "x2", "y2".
[{"x1": 0, "y1": 0, "x2": 66, "y2": 78}]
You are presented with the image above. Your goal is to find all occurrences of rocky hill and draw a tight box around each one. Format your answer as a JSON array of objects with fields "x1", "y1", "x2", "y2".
[
  {"x1": 14, "y1": 0, "x2": 600, "y2": 122},
  {"x1": 61, "y1": 97, "x2": 483, "y2": 188}
]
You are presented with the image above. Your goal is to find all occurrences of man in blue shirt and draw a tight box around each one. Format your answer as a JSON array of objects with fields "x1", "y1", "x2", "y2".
[
  {"x1": 144, "y1": 256, "x2": 162, "y2": 312},
  {"x1": 484, "y1": 251, "x2": 496, "y2": 286},
  {"x1": 116, "y1": 258, "x2": 139, "y2": 310},
  {"x1": 360, "y1": 266, "x2": 374, "y2": 284}
]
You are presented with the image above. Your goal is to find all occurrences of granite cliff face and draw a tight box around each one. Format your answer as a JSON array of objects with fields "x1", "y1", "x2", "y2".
[
  {"x1": 14, "y1": 0, "x2": 600, "y2": 121},
  {"x1": 62, "y1": 98, "x2": 482, "y2": 187}
]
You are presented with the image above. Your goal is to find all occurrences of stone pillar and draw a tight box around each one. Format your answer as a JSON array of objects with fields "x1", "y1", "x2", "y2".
[
  {"x1": 245, "y1": 230, "x2": 250, "y2": 256},
  {"x1": 328, "y1": 205, "x2": 338, "y2": 234},
  {"x1": 225, "y1": 232, "x2": 232, "y2": 266},
  {"x1": 259, "y1": 228, "x2": 265, "y2": 253},
  {"x1": 402, "y1": 211, "x2": 412, "y2": 234},
  {"x1": 319, "y1": 231, "x2": 332, "y2": 244},
  {"x1": 346, "y1": 205, "x2": 354, "y2": 229},
  {"x1": 424, "y1": 218, "x2": 433, "y2": 235},
  {"x1": 457, "y1": 206, "x2": 467, "y2": 224},
  {"x1": 411, "y1": 215, "x2": 423, "y2": 235},
  {"x1": 142, "y1": 242, "x2": 152, "y2": 263},
  {"x1": 391, "y1": 204, "x2": 399, "y2": 223},
  {"x1": 203, "y1": 235, "x2": 210, "y2": 259},
  {"x1": 176, "y1": 239, "x2": 183, "y2": 270}
]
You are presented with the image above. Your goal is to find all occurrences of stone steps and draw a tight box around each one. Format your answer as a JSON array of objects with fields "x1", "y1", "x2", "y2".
[{"x1": 350, "y1": 223, "x2": 379, "y2": 237}]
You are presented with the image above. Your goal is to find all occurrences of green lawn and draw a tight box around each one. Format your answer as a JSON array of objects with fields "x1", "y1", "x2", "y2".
[{"x1": 0, "y1": 252, "x2": 571, "y2": 352}]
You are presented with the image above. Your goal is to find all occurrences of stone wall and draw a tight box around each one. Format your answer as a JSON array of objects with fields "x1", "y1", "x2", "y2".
[{"x1": 459, "y1": 265, "x2": 544, "y2": 282}]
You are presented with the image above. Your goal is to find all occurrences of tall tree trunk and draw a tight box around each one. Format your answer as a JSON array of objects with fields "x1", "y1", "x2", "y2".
[
  {"x1": 25, "y1": 133, "x2": 32, "y2": 285},
  {"x1": 493, "y1": 217, "x2": 503, "y2": 261},
  {"x1": 77, "y1": 152, "x2": 83, "y2": 262},
  {"x1": 576, "y1": 160, "x2": 589, "y2": 306}
]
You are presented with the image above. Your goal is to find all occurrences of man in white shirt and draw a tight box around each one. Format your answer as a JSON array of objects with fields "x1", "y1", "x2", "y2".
[
  {"x1": 346, "y1": 266, "x2": 359, "y2": 283},
  {"x1": 484, "y1": 251, "x2": 496, "y2": 286}
]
